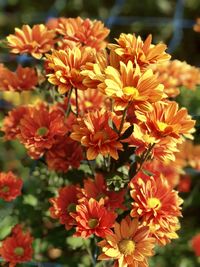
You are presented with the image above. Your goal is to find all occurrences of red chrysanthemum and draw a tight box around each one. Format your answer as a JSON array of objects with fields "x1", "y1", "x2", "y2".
[
  {"x1": 178, "y1": 175, "x2": 191, "y2": 193},
  {"x1": 191, "y1": 233, "x2": 200, "y2": 257},
  {"x1": 19, "y1": 103, "x2": 68, "y2": 159},
  {"x1": 72, "y1": 198, "x2": 117, "y2": 238},
  {"x1": 49, "y1": 185, "x2": 79, "y2": 230},
  {"x1": 79, "y1": 173, "x2": 126, "y2": 211},
  {"x1": 0, "y1": 224, "x2": 33, "y2": 267},
  {"x1": 2, "y1": 106, "x2": 29, "y2": 140},
  {"x1": 0, "y1": 172, "x2": 23, "y2": 202},
  {"x1": 0, "y1": 65, "x2": 38, "y2": 92},
  {"x1": 46, "y1": 136, "x2": 83, "y2": 173}
]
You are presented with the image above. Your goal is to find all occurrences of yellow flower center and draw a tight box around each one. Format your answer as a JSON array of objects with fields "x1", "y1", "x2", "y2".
[
  {"x1": 14, "y1": 247, "x2": 24, "y2": 256},
  {"x1": 157, "y1": 121, "x2": 168, "y2": 131},
  {"x1": 36, "y1": 127, "x2": 49, "y2": 136},
  {"x1": 1, "y1": 186, "x2": 9, "y2": 193},
  {"x1": 88, "y1": 218, "x2": 99, "y2": 229},
  {"x1": 147, "y1": 197, "x2": 161, "y2": 210},
  {"x1": 85, "y1": 101, "x2": 93, "y2": 108},
  {"x1": 67, "y1": 203, "x2": 76, "y2": 213},
  {"x1": 122, "y1": 86, "x2": 139, "y2": 97},
  {"x1": 118, "y1": 239, "x2": 135, "y2": 255}
]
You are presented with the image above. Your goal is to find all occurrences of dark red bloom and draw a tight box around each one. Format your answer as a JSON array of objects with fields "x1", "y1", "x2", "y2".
[{"x1": 0, "y1": 172, "x2": 23, "y2": 202}]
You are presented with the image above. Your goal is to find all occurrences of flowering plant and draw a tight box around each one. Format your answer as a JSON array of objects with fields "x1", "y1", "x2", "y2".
[{"x1": 0, "y1": 16, "x2": 200, "y2": 267}]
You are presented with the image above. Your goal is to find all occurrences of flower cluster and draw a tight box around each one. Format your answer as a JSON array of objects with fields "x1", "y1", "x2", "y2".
[
  {"x1": 0, "y1": 224, "x2": 33, "y2": 267},
  {"x1": 0, "y1": 15, "x2": 198, "y2": 267}
]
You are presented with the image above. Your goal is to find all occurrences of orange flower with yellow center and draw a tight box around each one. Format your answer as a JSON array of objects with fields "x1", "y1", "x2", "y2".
[
  {"x1": 98, "y1": 216, "x2": 155, "y2": 267},
  {"x1": 145, "y1": 101, "x2": 195, "y2": 139},
  {"x1": 46, "y1": 47, "x2": 95, "y2": 94},
  {"x1": 7, "y1": 24, "x2": 55, "y2": 59},
  {"x1": 130, "y1": 172, "x2": 183, "y2": 244},
  {"x1": 108, "y1": 33, "x2": 170, "y2": 69},
  {"x1": 70, "y1": 109, "x2": 128, "y2": 160},
  {"x1": 103, "y1": 61, "x2": 165, "y2": 111}
]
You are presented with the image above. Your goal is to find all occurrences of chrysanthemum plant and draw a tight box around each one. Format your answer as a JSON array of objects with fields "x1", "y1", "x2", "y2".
[{"x1": 0, "y1": 16, "x2": 199, "y2": 267}]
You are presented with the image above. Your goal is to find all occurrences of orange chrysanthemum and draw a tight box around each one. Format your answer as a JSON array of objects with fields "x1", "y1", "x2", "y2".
[
  {"x1": 108, "y1": 33, "x2": 170, "y2": 69},
  {"x1": 2, "y1": 106, "x2": 29, "y2": 140},
  {"x1": 19, "y1": 103, "x2": 67, "y2": 159},
  {"x1": 98, "y1": 216, "x2": 155, "y2": 267},
  {"x1": 126, "y1": 123, "x2": 179, "y2": 162},
  {"x1": 0, "y1": 224, "x2": 33, "y2": 267},
  {"x1": 46, "y1": 136, "x2": 83, "y2": 173},
  {"x1": 178, "y1": 175, "x2": 191, "y2": 193},
  {"x1": 102, "y1": 61, "x2": 165, "y2": 111},
  {"x1": 176, "y1": 140, "x2": 200, "y2": 171},
  {"x1": 49, "y1": 185, "x2": 79, "y2": 230},
  {"x1": 130, "y1": 172, "x2": 183, "y2": 245},
  {"x1": 70, "y1": 109, "x2": 129, "y2": 160},
  {"x1": 70, "y1": 88, "x2": 105, "y2": 114},
  {"x1": 193, "y1": 18, "x2": 200, "y2": 32},
  {"x1": 81, "y1": 49, "x2": 110, "y2": 91},
  {"x1": 0, "y1": 171, "x2": 23, "y2": 202},
  {"x1": 46, "y1": 46, "x2": 95, "y2": 94},
  {"x1": 143, "y1": 159, "x2": 181, "y2": 188},
  {"x1": 79, "y1": 173, "x2": 126, "y2": 211},
  {"x1": 72, "y1": 198, "x2": 117, "y2": 238},
  {"x1": 153, "y1": 60, "x2": 200, "y2": 97},
  {"x1": 46, "y1": 17, "x2": 110, "y2": 51},
  {"x1": 7, "y1": 24, "x2": 55, "y2": 59},
  {"x1": 0, "y1": 65, "x2": 38, "y2": 92},
  {"x1": 191, "y1": 233, "x2": 200, "y2": 257},
  {"x1": 145, "y1": 101, "x2": 195, "y2": 140}
]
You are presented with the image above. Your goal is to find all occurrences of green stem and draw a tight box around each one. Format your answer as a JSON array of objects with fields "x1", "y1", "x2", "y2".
[
  {"x1": 65, "y1": 88, "x2": 73, "y2": 116},
  {"x1": 136, "y1": 143, "x2": 155, "y2": 175},
  {"x1": 83, "y1": 239, "x2": 96, "y2": 266}
]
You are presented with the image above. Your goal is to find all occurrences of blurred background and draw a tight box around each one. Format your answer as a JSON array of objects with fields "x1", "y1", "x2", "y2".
[{"x1": 0, "y1": 0, "x2": 200, "y2": 267}]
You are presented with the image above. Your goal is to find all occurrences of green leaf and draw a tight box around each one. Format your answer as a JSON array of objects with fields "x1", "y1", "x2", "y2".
[
  {"x1": 66, "y1": 236, "x2": 90, "y2": 250},
  {"x1": 0, "y1": 216, "x2": 18, "y2": 240},
  {"x1": 0, "y1": 201, "x2": 14, "y2": 220},
  {"x1": 23, "y1": 194, "x2": 38, "y2": 206}
]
